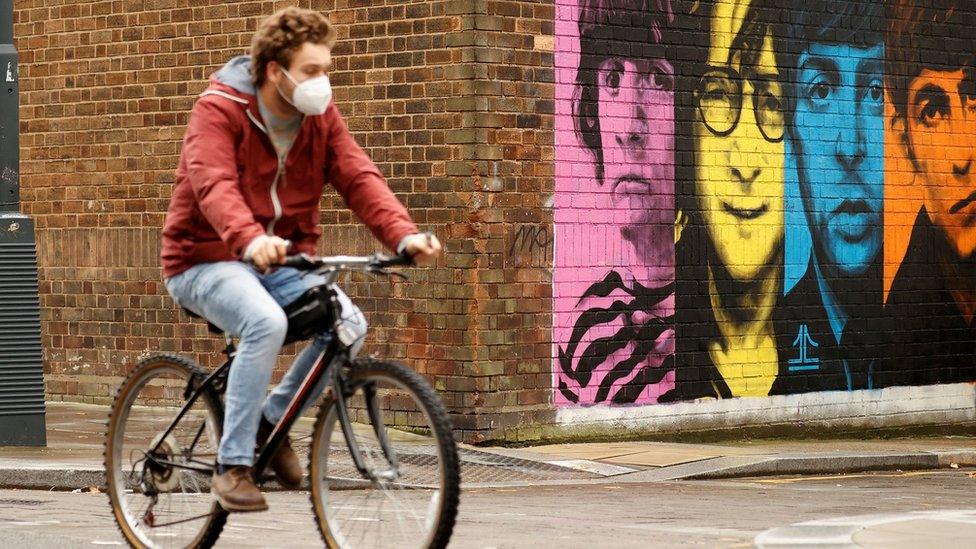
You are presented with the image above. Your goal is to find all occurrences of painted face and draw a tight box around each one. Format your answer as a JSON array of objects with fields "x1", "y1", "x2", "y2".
[
  {"x1": 695, "y1": 0, "x2": 785, "y2": 283},
  {"x1": 793, "y1": 43, "x2": 885, "y2": 278},
  {"x1": 594, "y1": 56, "x2": 676, "y2": 287},
  {"x1": 906, "y1": 68, "x2": 976, "y2": 261}
]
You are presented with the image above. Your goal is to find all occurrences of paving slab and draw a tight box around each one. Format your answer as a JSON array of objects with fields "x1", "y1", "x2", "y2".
[
  {"x1": 527, "y1": 441, "x2": 765, "y2": 467},
  {"x1": 852, "y1": 518, "x2": 976, "y2": 548},
  {"x1": 526, "y1": 442, "x2": 669, "y2": 461},
  {"x1": 521, "y1": 437, "x2": 976, "y2": 481}
]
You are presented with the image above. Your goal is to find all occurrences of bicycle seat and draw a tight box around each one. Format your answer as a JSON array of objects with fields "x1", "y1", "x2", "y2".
[{"x1": 181, "y1": 307, "x2": 224, "y2": 335}]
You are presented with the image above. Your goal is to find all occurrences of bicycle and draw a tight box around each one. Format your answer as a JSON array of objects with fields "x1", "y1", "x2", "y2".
[{"x1": 104, "y1": 252, "x2": 461, "y2": 549}]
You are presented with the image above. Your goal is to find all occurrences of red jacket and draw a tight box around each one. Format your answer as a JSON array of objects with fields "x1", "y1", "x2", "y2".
[{"x1": 161, "y1": 56, "x2": 418, "y2": 278}]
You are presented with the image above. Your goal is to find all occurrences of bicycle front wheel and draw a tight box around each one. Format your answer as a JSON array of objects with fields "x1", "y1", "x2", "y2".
[
  {"x1": 104, "y1": 353, "x2": 226, "y2": 549},
  {"x1": 309, "y1": 358, "x2": 460, "y2": 549}
]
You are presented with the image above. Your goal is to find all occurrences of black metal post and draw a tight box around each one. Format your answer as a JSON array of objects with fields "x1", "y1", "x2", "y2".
[
  {"x1": 0, "y1": 0, "x2": 17, "y2": 210},
  {"x1": 0, "y1": 0, "x2": 45, "y2": 446}
]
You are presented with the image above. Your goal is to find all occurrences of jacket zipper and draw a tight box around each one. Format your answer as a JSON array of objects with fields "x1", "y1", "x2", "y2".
[
  {"x1": 246, "y1": 109, "x2": 300, "y2": 236},
  {"x1": 267, "y1": 161, "x2": 285, "y2": 235}
]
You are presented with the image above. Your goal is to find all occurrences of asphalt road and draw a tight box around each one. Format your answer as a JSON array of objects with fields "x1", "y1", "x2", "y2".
[{"x1": 2, "y1": 469, "x2": 976, "y2": 548}]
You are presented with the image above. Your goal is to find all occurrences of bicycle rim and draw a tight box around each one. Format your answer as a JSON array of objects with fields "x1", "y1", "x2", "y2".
[
  {"x1": 105, "y1": 354, "x2": 226, "y2": 548},
  {"x1": 309, "y1": 360, "x2": 459, "y2": 549}
]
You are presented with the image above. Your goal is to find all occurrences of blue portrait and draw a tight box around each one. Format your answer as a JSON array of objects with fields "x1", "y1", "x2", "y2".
[{"x1": 777, "y1": 0, "x2": 884, "y2": 393}]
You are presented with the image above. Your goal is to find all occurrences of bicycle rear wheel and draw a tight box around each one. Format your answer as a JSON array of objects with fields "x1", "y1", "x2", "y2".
[
  {"x1": 309, "y1": 358, "x2": 460, "y2": 549},
  {"x1": 104, "y1": 353, "x2": 227, "y2": 548}
]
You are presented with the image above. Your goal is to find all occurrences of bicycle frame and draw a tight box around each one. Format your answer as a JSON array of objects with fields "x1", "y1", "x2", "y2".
[
  {"x1": 256, "y1": 278, "x2": 396, "y2": 482},
  {"x1": 144, "y1": 275, "x2": 399, "y2": 485}
]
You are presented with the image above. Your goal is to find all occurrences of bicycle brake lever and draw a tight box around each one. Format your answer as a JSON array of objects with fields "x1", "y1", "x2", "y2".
[{"x1": 367, "y1": 267, "x2": 408, "y2": 280}]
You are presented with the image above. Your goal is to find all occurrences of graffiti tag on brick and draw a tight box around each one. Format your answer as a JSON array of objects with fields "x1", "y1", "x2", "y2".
[{"x1": 506, "y1": 224, "x2": 551, "y2": 267}]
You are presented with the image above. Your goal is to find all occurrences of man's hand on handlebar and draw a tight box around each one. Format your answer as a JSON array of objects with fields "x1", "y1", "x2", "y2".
[
  {"x1": 244, "y1": 235, "x2": 291, "y2": 273},
  {"x1": 401, "y1": 232, "x2": 442, "y2": 266},
  {"x1": 247, "y1": 232, "x2": 441, "y2": 272}
]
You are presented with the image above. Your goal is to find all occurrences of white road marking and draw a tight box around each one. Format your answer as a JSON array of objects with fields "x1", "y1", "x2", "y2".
[
  {"x1": 755, "y1": 509, "x2": 976, "y2": 547},
  {"x1": 545, "y1": 459, "x2": 640, "y2": 476}
]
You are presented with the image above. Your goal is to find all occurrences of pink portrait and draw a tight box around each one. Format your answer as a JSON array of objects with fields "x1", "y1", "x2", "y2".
[{"x1": 553, "y1": 0, "x2": 678, "y2": 407}]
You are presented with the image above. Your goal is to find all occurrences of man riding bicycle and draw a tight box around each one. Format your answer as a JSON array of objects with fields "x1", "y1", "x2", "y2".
[{"x1": 160, "y1": 7, "x2": 441, "y2": 512}]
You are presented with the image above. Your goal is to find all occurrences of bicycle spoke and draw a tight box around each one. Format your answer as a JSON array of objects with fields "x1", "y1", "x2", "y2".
[
  {"x1": 187, "y1": 419, "x2": 208, "y2": 455},
  {"x1": 381, "y1": 483, "x2": 426, "y2": 531},
  {"x1": 148, "y1": 510, "x2": 220, "y2": 529}
]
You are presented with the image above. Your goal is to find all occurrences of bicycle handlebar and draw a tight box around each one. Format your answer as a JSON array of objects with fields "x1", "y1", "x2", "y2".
[
  {"x1": 280, "y1": 232, "x2": 438, "y2": 273},
  {"x1": 282, "y1": 251, "x2": 414, "y2": 272}
]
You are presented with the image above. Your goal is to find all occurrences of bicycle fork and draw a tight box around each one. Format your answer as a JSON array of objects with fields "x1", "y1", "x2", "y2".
[
  {"x1": 334, "y1": 373, "x2": 401, "y2": 482},
  {"x1": 251, "y1": 341, "x2": 399, "y2": 485}
]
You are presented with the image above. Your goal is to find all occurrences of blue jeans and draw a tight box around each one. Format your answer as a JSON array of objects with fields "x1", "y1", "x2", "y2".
[{"x1": 165, "y1": 261, "x2": 366, "y2": 467}]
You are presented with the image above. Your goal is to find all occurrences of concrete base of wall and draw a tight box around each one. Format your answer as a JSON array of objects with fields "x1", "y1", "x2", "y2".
[{"x1": 489, "y1": 384, "x2": 976, "y2": 444}]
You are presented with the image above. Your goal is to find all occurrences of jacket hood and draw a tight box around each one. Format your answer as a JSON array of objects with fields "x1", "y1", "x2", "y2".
[{"x1": 212, "y1": 55, "x2": 256, "y2": 96}]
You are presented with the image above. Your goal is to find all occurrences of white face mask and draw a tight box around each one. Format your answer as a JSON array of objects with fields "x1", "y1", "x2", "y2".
[{"x1": 278, "y1": 68, "x2": 332, "y2": 115}]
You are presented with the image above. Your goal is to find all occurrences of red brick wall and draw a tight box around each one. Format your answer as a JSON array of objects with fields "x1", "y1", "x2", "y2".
[
  {"x1": 16, "y1": 0, "x2": 556, "y2": 443},
  {"x1": 460, "y1": 0, "x2": 556, "y2": 441}
]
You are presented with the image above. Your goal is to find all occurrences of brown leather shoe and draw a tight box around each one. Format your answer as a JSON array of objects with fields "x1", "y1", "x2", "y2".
[
  {"x1": 257, "y1": 418, "x2": 304, "y2": 489},
  {"x1": 212, "y1": 466, "x2": 268, "y2": 512}
]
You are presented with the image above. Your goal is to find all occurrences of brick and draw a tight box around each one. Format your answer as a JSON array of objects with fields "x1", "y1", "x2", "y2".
[{"x1": 445, "y1": 95, "x2": 489, "y2": 112}]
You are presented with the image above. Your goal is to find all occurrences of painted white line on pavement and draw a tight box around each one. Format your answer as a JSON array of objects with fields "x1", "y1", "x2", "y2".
[
  {"x1": 754, "y1": 509, "x2": 976, "y2": 547},
  {"x1": 544, "y1": 459, "x2": 639, "y2": 476}
]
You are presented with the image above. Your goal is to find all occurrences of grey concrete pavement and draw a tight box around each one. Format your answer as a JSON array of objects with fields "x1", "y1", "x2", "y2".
[
  {"x1": 0, "y1": 402, "x2": 600, "y2": 490},
  {"x1": 1, "y1": 469, "x2": 975, "y2": 547},
  {"x1": 5, "y1": 403, "x2": 976, "y2": 547},
  {"x1": 5, "y1": 402, "x2": 976, "y2": 490}
]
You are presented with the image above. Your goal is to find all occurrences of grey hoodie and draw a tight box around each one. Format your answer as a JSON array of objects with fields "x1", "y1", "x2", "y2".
[{"x1": 213, "y1": 56, "x2": 257, "y2": 96}]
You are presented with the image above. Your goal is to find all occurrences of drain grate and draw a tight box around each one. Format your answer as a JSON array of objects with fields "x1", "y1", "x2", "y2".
[{"x1": 290, "y1": 431, "x2": 598, "y2": 485}]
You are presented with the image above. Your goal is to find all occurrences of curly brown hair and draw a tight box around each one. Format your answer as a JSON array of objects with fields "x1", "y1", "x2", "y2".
[{"x1": 250, "y1": 7, "x2": 337, "y2": 88}]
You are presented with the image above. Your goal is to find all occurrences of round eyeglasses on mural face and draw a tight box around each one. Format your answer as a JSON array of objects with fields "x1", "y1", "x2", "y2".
[{"x1": 695, "y1": 67, "x2": 785, "y2": 143}]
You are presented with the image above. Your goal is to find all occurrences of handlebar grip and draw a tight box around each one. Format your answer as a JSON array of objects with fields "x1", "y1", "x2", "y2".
[
  {"x1": 374, "y1": 251, "x2": 414, "y2": 268},
  {"x1": 282, "y1": 253, "x2": 317, "y2": 269}
]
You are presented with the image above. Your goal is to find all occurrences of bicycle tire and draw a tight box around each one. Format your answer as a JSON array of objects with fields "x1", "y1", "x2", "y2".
[
  {"x1": 308, "y1": 358, "x2": 460, "y2": 549},
  {"x1": 104, "y1": 353, "x2": 228, "y2": 549}
]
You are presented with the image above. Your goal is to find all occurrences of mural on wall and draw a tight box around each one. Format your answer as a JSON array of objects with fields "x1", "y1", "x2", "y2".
[
  {"x1": 675, "y1": 0, "x2": 786, "y2": 400},
  {"x1": 877, "y1": 0, "x2": 976, "y2": 387},
  {"x1": 553, "y1": 0, "x2": 680, "y2": 405},
  {"x1": 553, "y1": 0, "x2": 976, "y2": 407},
  {"x1": 778, "y1": 0, "x2": 886, "y2": 394}
]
